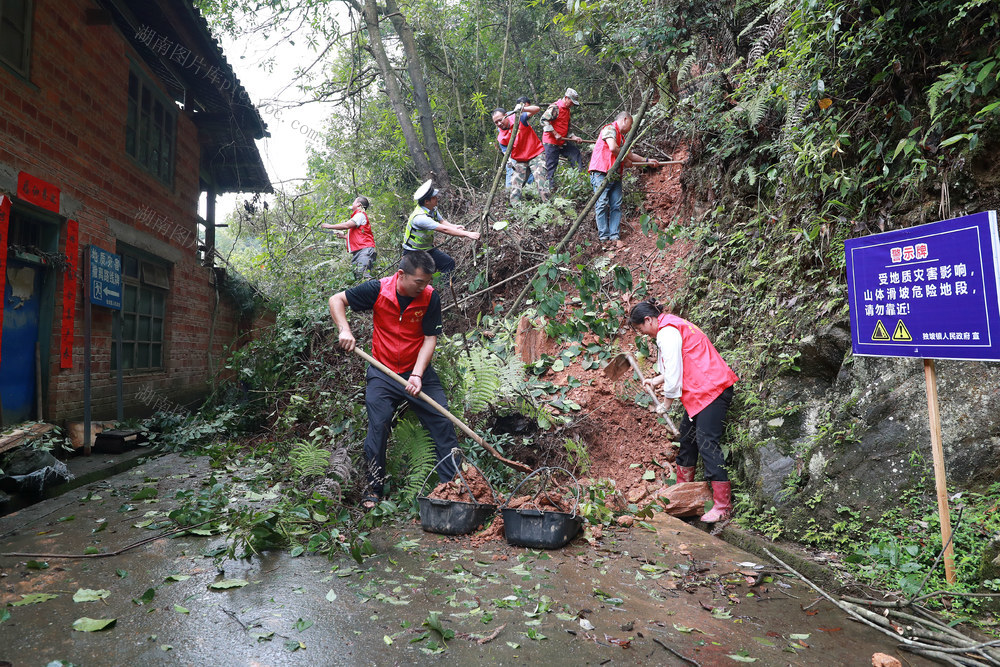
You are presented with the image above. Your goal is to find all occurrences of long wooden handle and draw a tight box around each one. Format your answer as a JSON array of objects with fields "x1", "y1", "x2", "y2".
[
  {"x1": 351, "y1": 347, "x2": 532, "y2": 473},
  {"x1": 629, "y1": 160, "x2": 685, "y2": 167},
  {"x1": 626, "y1": 353, "x2": 681, "y2": 437},
  {"x1": 625, "y1": 353, "x2": 660, "y2": 407}
]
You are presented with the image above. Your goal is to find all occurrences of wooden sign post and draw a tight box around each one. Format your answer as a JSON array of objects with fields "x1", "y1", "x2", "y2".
[{"x1": 923, "y1": 359, "x2": 956, "y2": 583}]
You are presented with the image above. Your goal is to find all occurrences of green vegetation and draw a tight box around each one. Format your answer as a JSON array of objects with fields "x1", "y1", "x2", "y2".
[{"x1": 141, "y1": 0, "x2": 1000, "y2": 627}]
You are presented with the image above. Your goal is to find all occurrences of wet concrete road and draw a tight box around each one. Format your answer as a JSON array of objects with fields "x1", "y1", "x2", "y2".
[{"x1": 1, "y1": 454, "x2": 929, "y2": 666}]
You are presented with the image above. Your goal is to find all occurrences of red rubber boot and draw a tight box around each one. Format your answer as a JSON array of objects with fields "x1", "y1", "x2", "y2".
[
  {"x1": 675, "y1": 465, "x2": 696, "y2": 483},
  {"x1": 700, "y1": 481, "x2": 732, "y2": 523}
]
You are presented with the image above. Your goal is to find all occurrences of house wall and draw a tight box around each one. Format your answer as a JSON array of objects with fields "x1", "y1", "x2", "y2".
[{"x1": 0, "y1": 0, "x2": 259, "y2": 422}]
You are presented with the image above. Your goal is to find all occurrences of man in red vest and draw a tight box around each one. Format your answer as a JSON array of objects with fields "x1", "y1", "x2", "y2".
[
  {"x1": 492, "y1": 104, "x2": 550, "y2": 204},
  {"x1": 321, "y1": 196, "x2": 376, "y2": 279},
  {"x1": 328, "y1": 251, "x2": 460, "y2": 507},
  {"x1": 541, "y1": 88, "x2": 584, "y2": 189},
  {"x1": 588, "y1": 111, "x2": 658, "y2": 242}
]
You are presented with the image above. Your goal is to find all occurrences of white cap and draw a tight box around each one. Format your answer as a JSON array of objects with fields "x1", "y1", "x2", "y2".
[
  {"x1": 413, "y1": 179, "x2": 439, "y2": 202},
  {"x1": 565, "y1": 88, "x2": 580, "y2": 105}
]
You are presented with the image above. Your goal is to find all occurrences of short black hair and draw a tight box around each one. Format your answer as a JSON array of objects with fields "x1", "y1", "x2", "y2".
[
  {"x1": 629, "y1": 299, "x2": 663, "y2": 324},
  {"x1": 516, "y1": 96, "x2": 530, "y2": 104},
  {"x1": 355, "y1": 196, "x2": 370, "y2": 209},
  {"x1": 491, "y1": 107, "x2": 506, "y2": 117},
  {"x1": 400, "y1": 250, "x2": 436, "y2": 276}
]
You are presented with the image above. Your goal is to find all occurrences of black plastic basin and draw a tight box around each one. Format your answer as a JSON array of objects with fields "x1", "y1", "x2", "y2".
[
  {"x1": 502, "y1": 507, "x2": 582, "y2": 549},
  {"x1": 418, "y1": 496, "x2": 497, "y2": 535}
]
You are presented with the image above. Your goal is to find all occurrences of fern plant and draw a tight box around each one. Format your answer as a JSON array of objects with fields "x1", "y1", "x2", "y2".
[
  {"x1": 386, "y1": 414, "x2": 437, "y2": 500},
  {"x1": 289, "y1": 440, "x2": 330, "y2": 479},
  {"x1": 461, "y1": 346, "x2": 525, "y2": 414}
]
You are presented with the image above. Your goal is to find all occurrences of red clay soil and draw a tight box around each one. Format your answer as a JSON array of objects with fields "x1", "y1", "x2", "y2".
[
  {"x1": 467, "y1": 140, "x2": 706, "y2": 545},
  {"x1": 469, "y1": 515, "x2": 505, "y2": 548},
  {"x1": 522, "y1": 143, "x2": 701, "y2": 511},
  {"x1": 507, "y1": 485, "x2": 576, "y2": 513},
  {"x1": 428, "y1": 462, "x2": 499, "y2": 504}
]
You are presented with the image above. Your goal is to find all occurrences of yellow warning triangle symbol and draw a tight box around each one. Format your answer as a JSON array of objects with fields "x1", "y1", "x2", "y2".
[
  {"x1": 872, "y1": 320, "x2": 890, "y2": 341},
  {"x1": 892, "y1": 320, "x2": 912, "y2": 342}
]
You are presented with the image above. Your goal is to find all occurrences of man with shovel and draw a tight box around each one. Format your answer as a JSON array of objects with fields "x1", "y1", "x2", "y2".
[
  {"x1": 540, "y1": 87, "x2": 585, "y2": 189},
  {"x1": 328, "y1": 251, "x2": 459, "y2": 508}
]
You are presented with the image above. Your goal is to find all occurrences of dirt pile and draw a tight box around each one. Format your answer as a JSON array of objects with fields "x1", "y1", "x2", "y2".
[
  {"x1": 457, "y1": 137, "x2": 702, "y2": 538},
  {"x1": 470, "y1": 514, "x2": 505, "y2": 548},
  {"x1": 506, "y1": 487, "x2": 575, "y2": 513},
  {"x1": 427, "y1": 462, "x2": 498, "y2": 504}
]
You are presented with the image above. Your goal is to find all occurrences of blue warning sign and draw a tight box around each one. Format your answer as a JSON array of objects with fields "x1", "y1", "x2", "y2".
[
  {"x1": 89, "y1": 245, "x2": 122, "y2": 310},
  {"x1": 844, "y1": 211, "x2": 1000, "y2": 361}
]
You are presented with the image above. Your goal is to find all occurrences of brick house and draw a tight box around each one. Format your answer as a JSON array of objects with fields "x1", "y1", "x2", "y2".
[{"x1": 0, "y1": 0, "x2": 272, "y2": 426}]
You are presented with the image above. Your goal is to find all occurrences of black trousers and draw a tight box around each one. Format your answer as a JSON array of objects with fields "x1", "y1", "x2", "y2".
[
  {"x1": 544, "y1": 142, "x2": 584, "y2": 185},
  {"x1": 362, "y1": 364, "x2": 459, "y2": 496},
  {"x1": 676, "y1": 386, "x2": 734, "y2": 482},
  {"x1": 403, "y1": 247, "x2": 455, "y2": 276}
]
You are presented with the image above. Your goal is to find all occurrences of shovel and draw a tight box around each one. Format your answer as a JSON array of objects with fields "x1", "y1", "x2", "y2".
[
  {"x1": 351, "y1": 347, "x2": 533, "y2": 474},
  {"x1": 628, "y1": 160, "x2": 685, "y2": 167},
  {"x1": 604, "y1": 352, "x2": 681, "y2": 437}
]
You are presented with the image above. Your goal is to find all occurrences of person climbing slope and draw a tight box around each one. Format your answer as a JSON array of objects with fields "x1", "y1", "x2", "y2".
[{"x1": 320, "y1": 195, "x2": 377, "y2": 280}]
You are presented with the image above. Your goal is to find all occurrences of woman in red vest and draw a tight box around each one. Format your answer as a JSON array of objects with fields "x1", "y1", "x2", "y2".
[
  {"x1": 588, "y1": 111, "x2": 657, "y2": 242},
  {"x1": 630, "y1": 299, "x2": 739, "y2": 523}
]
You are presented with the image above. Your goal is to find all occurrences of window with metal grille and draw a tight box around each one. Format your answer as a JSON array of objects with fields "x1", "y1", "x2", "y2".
[
  {"x1": 0, "y1": 0, "x2": 33, "y2": 77},
  {"x1": 112, "y1": 250, "x2": 169, "y2": 371},
  {"x1": 125, "y1": 67, "x2": 176, "y2": 185}
]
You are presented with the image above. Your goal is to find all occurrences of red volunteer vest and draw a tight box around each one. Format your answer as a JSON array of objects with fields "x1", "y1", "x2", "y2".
[
  {"x1": 542, "y1": 99, "x2": 572, "y2": 146},
  {"x1": 509, "y1": 113, "x2": 544, "y2": 162},
  {"x1": 372, "y1": 274, "x2": 434, "y2": 374},
  {"x1": 346, "y1": 207, "x2": 375, "y2": 252},
  {"x1": 588, "y1": 122, "x2": 624, "y2": 175},
  {"x1": 497, "y1": 113, "x2": 512, "y2": 148},
  {"x1": 658, "y1": 313, "x2": 738, "y2": 417}
]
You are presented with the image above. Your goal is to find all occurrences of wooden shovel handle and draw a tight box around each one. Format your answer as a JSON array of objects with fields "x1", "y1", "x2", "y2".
[
  {"x1": 626, "y1": 353, "x2": 681, "y2": 437},
  {"x1": 351, "y1": 347, "x2": 533, "y2": 474}
]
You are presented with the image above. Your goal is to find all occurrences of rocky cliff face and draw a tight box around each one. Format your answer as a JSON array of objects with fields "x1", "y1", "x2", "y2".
[{"x1": 740, "y1": 320, "x2": 1000, "y2": 534}]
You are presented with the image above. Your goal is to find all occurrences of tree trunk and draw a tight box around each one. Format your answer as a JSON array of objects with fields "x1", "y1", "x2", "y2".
[
  {"x1": 383, "y1": 0, "x2": 451, "y2": 189},
  {"x1": 358, "y1": 0, "x2": 433, "y2": 179}
]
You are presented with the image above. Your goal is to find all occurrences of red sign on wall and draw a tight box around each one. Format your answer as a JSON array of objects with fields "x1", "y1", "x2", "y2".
[
  {"x1": 0, "y1": 195, "x2": 10, "y2": 369},
  {"x1": 61, "y1": 219, "x2": 79, "y2": 369},
  {"x1": 17, "y1": 171, "x2": 60, "y2": 213}
]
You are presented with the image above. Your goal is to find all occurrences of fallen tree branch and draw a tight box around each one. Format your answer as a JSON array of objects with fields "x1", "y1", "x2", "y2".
[
  {"x1": 1, "y1": 518, "x2": 216, "y2": 559},
  {"x1": 908, "y1": 507, "x2": 964, "y2": 606},
  {"x1": 476, "y1": 622, "x2": 506, "y2": 645},
  {"x1": 763, "y1": 547, "x2": 999, "y2": 666},
  {"x1": 652, "y1": 637, "x2": 701, "y2": 665},
  {"x1": 441, "y1": 248, "x2": 585, "y2": 314}
]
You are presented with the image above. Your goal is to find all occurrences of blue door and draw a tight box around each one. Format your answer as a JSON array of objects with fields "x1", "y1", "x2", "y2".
[{"x1": 0, "y1": 261, "x2": 42, "y2": 425}]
